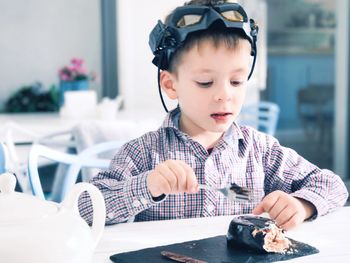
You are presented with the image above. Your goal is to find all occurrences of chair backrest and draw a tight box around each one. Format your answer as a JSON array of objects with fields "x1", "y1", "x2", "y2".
[
  {"x1": 240, "y1": 101, "x2": 280, "y2": 136},
  {"x1": 1, "y1": 121, "x2": 75, "y2": 193},
  {"x1": 297, "y1": 85, "x2": 334, "y2": 121},
  {"x1": 71, "y1": 120, "x2": 160, "y2": 181},
  {"x1": 28, "y1": 140, "x2": 125, "y2": 202},
  {"x1": 0, "y1": 143, "x2": 10, "y2": 174}
]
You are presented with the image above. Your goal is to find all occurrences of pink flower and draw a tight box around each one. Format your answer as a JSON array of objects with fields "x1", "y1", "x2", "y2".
[
  {"x1": 58, "y1": 58, "x2": 95, "y2": 82},
  {"x1": 71, "y1": 58, "x2": 84, "y2": 67}
]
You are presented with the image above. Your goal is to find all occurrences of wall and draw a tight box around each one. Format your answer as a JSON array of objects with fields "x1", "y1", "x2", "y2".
[
  {"x1": 116, "y1": 0, "x2": 182, "y2": 113},
  {"x1": 0, "y1": 0, "x2": 101, "y2": 108}
]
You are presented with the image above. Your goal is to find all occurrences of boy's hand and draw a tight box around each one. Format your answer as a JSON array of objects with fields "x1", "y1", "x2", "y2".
[
  {"x1": 147, "y1": 160, "x2": 199, "y2": 198},
  {"x1": 252, "y1": 190, "x2": 316, "y2": 230}
]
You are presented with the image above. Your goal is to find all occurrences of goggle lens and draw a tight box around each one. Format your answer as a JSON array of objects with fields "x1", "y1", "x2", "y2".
[
  {"x1": 220, "y1": 10, "x2": 244, "y2": 22},
  {"x1": 175, "y1": 10, "x2": 244, "y2": 28},
  {"x1": 176, "y1": 14, "x2": 202, "y2": 28}
]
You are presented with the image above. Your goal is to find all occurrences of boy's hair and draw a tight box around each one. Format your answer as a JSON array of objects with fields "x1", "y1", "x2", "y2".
[{"x1": 168, "y1": 28, "x2": 249, "y2": 73}]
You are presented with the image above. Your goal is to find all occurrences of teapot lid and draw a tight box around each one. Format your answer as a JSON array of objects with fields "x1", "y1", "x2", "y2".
[{"x1": 0, "y1": 173, "x2": 58, "y2": 224}]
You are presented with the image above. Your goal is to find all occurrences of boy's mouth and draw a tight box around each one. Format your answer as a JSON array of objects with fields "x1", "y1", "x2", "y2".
[
  {"x1": 211, "y1": 112, "x2": 232, "y2": 117},
  {"x1": 210, "y1": 112, "x2": 232, "y2": 121}
]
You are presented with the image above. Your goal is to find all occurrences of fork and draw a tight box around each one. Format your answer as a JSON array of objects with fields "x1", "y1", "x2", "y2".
[{"x1": 198, "y1": 183, "x2": 251, "y2": 202}]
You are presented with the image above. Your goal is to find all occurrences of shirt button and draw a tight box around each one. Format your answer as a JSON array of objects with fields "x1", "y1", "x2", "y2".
[
  {"x1": 132, "y1": 200, "x2": 141, "y2": 208},
  {"x1": 207, "y1": 204, "x2": 215, "y2": 213},
  {"x1": 107, "y1": 212, "x2": 114, "y2": 219},
  {"x1": 140, "y1": 198, "x2": 148, "y2": 205}
]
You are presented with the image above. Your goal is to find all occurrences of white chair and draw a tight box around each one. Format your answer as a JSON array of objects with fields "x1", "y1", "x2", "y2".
[
  {"x1": 71, "y1": 120, "x2": 160, "y2": 181},
  {"x1": 28, "y1": 140, "x2": 125, "y2": 202},
  {"x1": 0, "y1": 121, "x2": 74, "y2": 193},
  {"x1": 240, "y1": 101, "x2": 280, "y2": 136}
]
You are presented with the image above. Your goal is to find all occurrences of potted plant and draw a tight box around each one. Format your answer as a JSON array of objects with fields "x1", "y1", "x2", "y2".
[
  {"x1": 4, "y1": 82, "x2": 59, "y2": 112},
  {"x1": 58, "y1": 58, "x2": 95, "y2": 106}
]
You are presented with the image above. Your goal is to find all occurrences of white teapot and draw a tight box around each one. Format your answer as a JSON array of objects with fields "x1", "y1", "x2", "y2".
[{"x1": 0, "y1": 172, "x2": 106, "y2": 263}]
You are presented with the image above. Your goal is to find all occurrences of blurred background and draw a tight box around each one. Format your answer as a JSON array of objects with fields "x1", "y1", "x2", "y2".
[{"x1": 0, "y1": 0, "x2": 349, "y2": 195}]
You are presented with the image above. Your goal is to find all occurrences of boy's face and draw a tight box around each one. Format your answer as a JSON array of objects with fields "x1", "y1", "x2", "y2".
[{"x1": 161, "y1": 39, "x2": 251, "y2": 137}]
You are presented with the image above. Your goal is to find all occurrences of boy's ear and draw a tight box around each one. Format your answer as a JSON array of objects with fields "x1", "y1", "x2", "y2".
[{"x1": 160, "y1": 71, "x2": 178, "y2": 100}]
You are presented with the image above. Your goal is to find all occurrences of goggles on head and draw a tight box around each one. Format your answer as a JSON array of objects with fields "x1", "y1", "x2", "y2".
[
  {"x1": 149, "y1": 3, "x2": 258, "y2": 71},
  {"x1": 148, "y1": 2, "x2": 259, "y2": 112}
]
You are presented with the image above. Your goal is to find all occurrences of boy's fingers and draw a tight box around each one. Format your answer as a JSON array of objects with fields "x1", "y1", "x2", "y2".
[
  {"x1": 252, "y1": 203, "x2": 264, "y2": 215},
  {"x1": 166, "y1": 160, "x2": 187, "y2": 192},
  {"x1": 268, "y1": 199, "x2": 287, "y2": 220},
  {"x1": 274, "y1": 207, "x2": 295, "y2": 227},
  {"x1": 253, "y1": 192, "x2": 279, "y2": 214},
  {"x1": 157, "y1": 174, "x2": 172, "y2": 195},
  {"x1": 178, "y1": 161, "x2": 198, "y2": 192},
  {"x1": 279, "y1": 213, "x2": 300, "y2": 230},
  {"x1": 147, "y1": 170, "x2": 172, "y2": 197},
  {"x1": 157, "y1": 163, "x2": 178, "y2": 191},
  {"x1": 152, "y1": 160, "x2": 198, "y2": 195}
]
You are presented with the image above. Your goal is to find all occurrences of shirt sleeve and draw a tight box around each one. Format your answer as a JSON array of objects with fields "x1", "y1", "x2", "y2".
[
  {"x1": 261, "y1": 133, "x2": 349, "y2": 219},
  {"x1": 78, "y1": 138, "x2": 165, "y2": 225}
]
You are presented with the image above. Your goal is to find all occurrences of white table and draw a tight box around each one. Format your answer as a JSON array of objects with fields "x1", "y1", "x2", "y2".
[
  {"x1": 93, "y1": 207, "x2": 350, "y2": 262},
  {"x1": 0, "y1": 111, "x2": 165, "y2": 144}
]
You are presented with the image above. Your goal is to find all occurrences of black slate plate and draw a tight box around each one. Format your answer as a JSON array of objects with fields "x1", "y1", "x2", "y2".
[{"x1": 110, "y1": 235, "x2": 319, "y2": 263}]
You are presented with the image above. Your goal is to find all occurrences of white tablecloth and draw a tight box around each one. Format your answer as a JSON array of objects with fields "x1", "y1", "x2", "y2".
[{"x1": 93, "y1": 206, "x2": 350, "y2": 262}]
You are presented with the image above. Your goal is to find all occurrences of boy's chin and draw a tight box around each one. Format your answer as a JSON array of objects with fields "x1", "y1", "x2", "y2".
[{"x1": 208, "y1": 123, "x2": 232, "y2": 133}]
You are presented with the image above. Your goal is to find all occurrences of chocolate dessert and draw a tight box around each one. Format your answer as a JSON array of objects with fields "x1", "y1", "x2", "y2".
[{"x1": 227, "y1": 215, "x2": 292, "y2": 253}]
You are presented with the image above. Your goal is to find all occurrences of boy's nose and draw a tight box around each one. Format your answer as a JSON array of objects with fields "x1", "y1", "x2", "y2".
[{"x1": 214, "y1": 84, "x2": 233, "y2": 102}]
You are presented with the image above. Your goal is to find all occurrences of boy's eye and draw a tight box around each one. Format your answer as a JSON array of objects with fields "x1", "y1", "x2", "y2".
[
  {"x1": 231, "y1": 81, "x2": 243, "y2": 86},
  {"x1": 196, "y1": 81, "x2": 213, "y2": 88}
]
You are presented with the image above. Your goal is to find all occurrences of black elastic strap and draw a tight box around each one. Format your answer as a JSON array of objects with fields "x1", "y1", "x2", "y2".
[
  {"x1": 248, "y1": 40, "x2": 257, "y2": 80},
  {"x1": 157, "y1": 52, "x2": 169, "y2": 112}
]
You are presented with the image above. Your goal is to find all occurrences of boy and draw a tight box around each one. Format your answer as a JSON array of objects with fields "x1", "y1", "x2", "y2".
[{"x1": 79, "y1": 0, "x2": 348, "y2": 230}]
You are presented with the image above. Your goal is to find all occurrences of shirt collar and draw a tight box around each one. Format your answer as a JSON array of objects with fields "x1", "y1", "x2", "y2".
[
  {"x1": 223, "y1": 121, "x2": 244, "y2": 142},
  {"x1": 161, "y1": 106, "x2": 181, "y2": 129}
]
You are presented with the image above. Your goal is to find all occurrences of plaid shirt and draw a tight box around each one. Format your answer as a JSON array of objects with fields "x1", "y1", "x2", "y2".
[{"x1": 79, "y1": 107, "x2": 348, "y2": 225}]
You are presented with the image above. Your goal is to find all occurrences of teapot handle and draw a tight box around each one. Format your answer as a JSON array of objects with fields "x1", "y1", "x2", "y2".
[{"x1": 61, "y1": 183, "x2": 106, "y2": 248}]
